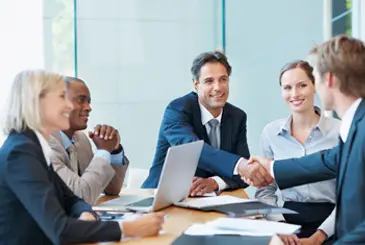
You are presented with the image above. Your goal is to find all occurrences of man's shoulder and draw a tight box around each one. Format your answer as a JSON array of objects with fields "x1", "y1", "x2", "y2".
[
  {"x1": 224, "y1": 102, "x2": 247, "y2": 119},
  {"x1": 168, "y1": 92, "x2": 198, "y2": 110}
]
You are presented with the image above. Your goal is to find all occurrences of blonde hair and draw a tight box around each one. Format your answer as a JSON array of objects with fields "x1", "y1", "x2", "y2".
[
  {"x1": 308, "y1": 35, "x2": 365, "y2": 97},
  {"x1": 2, "y1": 70, "x2": 64, "y2": 135}
]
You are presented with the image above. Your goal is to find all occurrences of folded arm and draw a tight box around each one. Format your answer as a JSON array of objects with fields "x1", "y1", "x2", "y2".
[
  {"x1": 51, "y1": 148, "x2": 116, "y2": 205},
  {"x1": 104, "y1": 153, "x2": 129, "y2": 195}
]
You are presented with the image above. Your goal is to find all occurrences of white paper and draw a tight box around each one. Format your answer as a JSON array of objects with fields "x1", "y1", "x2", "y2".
[
  {"x1": 185, "y1": 224, "x2": 274, "y2": 236},
  {"x1": 202, "y1": 192, "x2": 217, "y2": 197},
  {"x1": 177, "y1": 195, "x2": 254, "y2": 208},
  {"x1": 206, "y1": 218, "x2": 301, "y2": 235}
]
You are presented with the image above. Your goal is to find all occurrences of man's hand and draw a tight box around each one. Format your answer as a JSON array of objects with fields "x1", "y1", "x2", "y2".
[
  {"x1": 94, "y1": 124, "x2": 118, "y2": 140},
  {"x1": 278, "y1": 234, "x2": 301, "y2": 245},
  {"x1": 189, "y1": 177, "x2": 218, "y2": 196},
  {"x1": 248, "y1": 155, "x2": 272, "y2": 172},
  {"x1": 120, "y1": 212, "x2": 165, "y2": 238},
  {"x1": 89, "y1": 124, "x2": 119, "y2": 152},
  {"x1": 237, "y1": 157, "x2": 273, "y2": 188},
  {"x1": 78, "y1": 211, "x2": 97, "y2": 221}
]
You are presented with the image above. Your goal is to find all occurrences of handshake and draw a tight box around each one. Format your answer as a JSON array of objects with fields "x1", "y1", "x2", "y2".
[{"x1": 237, "y1": 156, "x2": 274, "y2": 187}]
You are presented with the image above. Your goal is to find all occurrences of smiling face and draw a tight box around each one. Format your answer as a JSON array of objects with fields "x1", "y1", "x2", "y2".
[
  {"x1": 40, "y1": 80, "x2": 73, "y2": 133},
  {"x1": 67, "y1": 80, "x2": 92, "y2": 131},
  {"x1": 280, "y1": 67, "x2": 316, "y2": 113},
  {"x1": 194, "y1": 62, "x2": 229, "y2": 117}
]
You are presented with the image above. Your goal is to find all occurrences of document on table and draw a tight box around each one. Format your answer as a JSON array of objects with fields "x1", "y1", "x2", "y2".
[
  {"x1": 185, "y1": 224, "x2": 274, "y2": 237},
  {"x1": 202, "y1": 192, "x2": 217, "y2": 197},
  {"x1": 176, "y1": 195, "x2": 254, "y2": 208},
  {"x1": 206, "y1": 218, "x2": 301, "y2": 235}
]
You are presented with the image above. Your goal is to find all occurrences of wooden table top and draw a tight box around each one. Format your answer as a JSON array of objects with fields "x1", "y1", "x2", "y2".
[{"x1": 90, "y1": 189, "x2": 282, "y2": 245}]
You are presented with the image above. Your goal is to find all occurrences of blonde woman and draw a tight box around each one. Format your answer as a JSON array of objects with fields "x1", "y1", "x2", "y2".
[
  {"x1": 0, "y1": 70, "x2": 164, "y2": 245},
  {"x1": 255, "y1": 60, "x2": 340, "y2": 245}
]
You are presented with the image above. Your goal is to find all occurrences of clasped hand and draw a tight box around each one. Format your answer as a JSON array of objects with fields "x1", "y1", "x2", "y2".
[
  {"x1": 89, "y1": 124, "x2": 121, "y2": 153},
  {"x1": 237, "y1": 155, "x2": 274, "y2": 187}
]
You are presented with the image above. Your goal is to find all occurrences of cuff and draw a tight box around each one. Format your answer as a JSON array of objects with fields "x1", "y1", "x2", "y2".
[
  {"x1": 94, "y1": 149, "x2": 112, "y2": 163},
  {"x1": 211, "y1": 176, "x2": 229, "y2": 191},
  {"x1": 111, "y1": 150, "x2": 125, "y2": 165},
  {"x1": 233, "y1": 158, "x2": 247, "y2": 175},
  {"x1": 317, "y1": 208, "x2": 336, "y2": 238},
  {"x1": 119, "y1": 222, "x2": 125, "y2": 241},
  {"x1": 270, "y1": 160, "x2": 275, "y2": 178}
]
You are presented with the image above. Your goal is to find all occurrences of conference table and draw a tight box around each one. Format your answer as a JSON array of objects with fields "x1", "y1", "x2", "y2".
[{"x1": 90, "y1": 189, "x2": 283, "y2": 245}]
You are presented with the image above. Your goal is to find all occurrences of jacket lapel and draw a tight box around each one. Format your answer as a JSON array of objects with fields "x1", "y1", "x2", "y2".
[
  {"x1": 337, "y1": 100, "x2": 365, "y2": 196},
  {"x1": 220, "y1": 106, "x2": 232, "y2": 151},
  {"x1": 23, "y1": 129, "x2": 49, "y2": 170},
  {"x1": 191, "y1": 93, "x2": 210, "y2": 143}
]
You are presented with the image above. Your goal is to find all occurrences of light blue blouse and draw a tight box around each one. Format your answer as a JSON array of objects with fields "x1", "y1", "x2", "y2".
[{"x1": 255, "y1": 107, "x2": 341, "y2": 237}]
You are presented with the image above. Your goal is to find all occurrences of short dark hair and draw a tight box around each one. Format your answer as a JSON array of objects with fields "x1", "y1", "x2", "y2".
[
  {"x1": 279, "y1": 60, "x2": 315, "y2": 86},
  {"x1": 64, "y1": 76, "x2": 85, "y2": 89},
  {"x1": 191, "y1": 51, "x2": 232, "y2": 81}
]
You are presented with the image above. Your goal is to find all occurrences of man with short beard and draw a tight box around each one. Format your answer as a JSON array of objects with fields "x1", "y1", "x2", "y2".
[
  {"x1": 49, "y1": 77, "x2": 129, "y2": 205},
  {"x1": 142, "y1": 51, "x2": 255, "y2": 195}
]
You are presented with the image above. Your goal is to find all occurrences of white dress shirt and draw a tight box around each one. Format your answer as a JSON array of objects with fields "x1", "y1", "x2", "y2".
[
  {"x1": 35, "y1": 131, "x2": 53, "y2": 166},
  {"x1": 199, "y1": 102, "x2": 230, "y2": 191},
  {"x1": 340, "y1": 98, "x2": 362, "y2": 142}
]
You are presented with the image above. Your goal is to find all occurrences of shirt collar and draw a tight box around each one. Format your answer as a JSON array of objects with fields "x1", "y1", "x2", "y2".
[
  {"x1": 340, "y1": 98, "x2": 363, "y2": 142},
  {"x1": 34, "y1": 131, "x2": 53, "y2": 166},
  {"x1": 59, "y1": 131, "x2": 74, "y2": 150},
  {"x1": 278, "y1": 106, "x2": 326, "y2": 135},
  {"x1": 199, "y1": 102, "x2": 223, "y2": 126}
]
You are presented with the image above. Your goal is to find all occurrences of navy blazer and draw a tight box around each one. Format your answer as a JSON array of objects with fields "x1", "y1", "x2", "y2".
[
  {"x1": 142, "y1": 92, "x2": 250, "y2": 189},
  {"x1": 0, "y1": 129, "x2": 121, "y2": 245},
  {"x1": 273, "y1": 99, "x2": 365, "y2": 244}
]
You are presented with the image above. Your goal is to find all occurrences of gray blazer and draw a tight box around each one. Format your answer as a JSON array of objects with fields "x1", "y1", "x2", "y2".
[{"x1": 48, "y1": 131, "x2": 129, "y2": 205}]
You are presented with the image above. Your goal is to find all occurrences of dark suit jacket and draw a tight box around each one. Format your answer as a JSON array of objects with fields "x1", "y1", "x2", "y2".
[
  {"x1": 273, "y1": 99, "x2": 365, "y2": 244},
  {"x1": 0, "y1": 129, "x2": 121, "y2": 245},
  {"x1": 142, "y1": 92, "x2": 250, "y2": 189}
]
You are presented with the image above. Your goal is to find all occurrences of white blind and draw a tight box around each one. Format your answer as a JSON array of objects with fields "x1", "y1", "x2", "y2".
[{"x1": 0, "y1": 0, "x2": 44, "y2": 144}]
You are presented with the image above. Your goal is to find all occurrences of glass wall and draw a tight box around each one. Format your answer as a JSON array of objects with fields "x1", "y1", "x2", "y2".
[
  {"x1": 43, "y1": 1, "x2": 326, "y2": 190},
  {"x1": 43, "y1": 0, "x2": 75, "y2": 75}
]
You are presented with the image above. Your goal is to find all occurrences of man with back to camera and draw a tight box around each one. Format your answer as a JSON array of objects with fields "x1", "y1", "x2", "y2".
[
  {"x1": 142, "y1": 51, "x2": 270, "y2": 195},
  {"x1": 48, "y1": 77, "x2": 129, "y2": 205}
]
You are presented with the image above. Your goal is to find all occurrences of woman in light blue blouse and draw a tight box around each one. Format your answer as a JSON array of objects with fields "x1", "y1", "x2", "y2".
[{"x1": 255, "y1": 60, "x2": 340, "y2": 245}]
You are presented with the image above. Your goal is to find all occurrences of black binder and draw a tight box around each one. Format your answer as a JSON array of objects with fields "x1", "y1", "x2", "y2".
[{"x1": 171, "y1": 234, "x2": 272, "y2": 245}]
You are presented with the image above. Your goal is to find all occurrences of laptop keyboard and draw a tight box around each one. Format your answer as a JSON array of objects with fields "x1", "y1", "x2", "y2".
[{"x1": 126, "y1": 197, "x2": 155, "y2": 207}]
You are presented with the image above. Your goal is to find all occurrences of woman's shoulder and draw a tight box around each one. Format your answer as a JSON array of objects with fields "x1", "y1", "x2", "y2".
[
  {"x1": 1, "y1": 131, "x2": 40, "y2": 155},
  {"x1": 262, "y1": 117, "x2": 289, "y2": 136}
]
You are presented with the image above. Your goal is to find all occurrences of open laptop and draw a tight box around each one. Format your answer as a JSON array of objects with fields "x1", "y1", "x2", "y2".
[{"x1": 93, "y1": 140, "x2": 204, "y2": 212}]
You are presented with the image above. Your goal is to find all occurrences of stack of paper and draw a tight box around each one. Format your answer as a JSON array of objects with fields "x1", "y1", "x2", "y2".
[{"x1": 184, "y1": 217, "x2": 301, "y2": 236}]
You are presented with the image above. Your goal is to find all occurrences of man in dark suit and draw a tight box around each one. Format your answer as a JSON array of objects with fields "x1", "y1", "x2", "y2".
[
  {"x1": 242, "y1": 36, "x2": 365, "y2": 244},
  {"x1": 142, "y1": 51, "x2": 251, "y2": 195}
]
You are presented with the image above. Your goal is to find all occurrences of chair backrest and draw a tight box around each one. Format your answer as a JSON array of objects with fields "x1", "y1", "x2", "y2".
[{"x1": 126, "y1": 168, "x2": 149, "y2": 188}]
